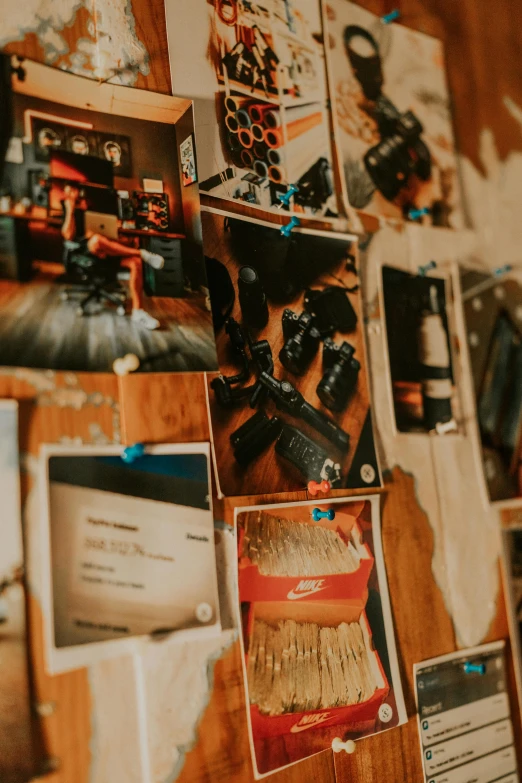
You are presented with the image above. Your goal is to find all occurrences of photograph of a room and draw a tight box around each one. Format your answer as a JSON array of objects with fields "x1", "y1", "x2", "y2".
[{"x1": 0, "y1": 58, "x2": 218, "y2": 373}]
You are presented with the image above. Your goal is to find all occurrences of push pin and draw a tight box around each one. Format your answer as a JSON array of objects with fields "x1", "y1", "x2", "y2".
[
  {"x1": 381, "y1": 9, "x2": 400, "y2": 23},
  {"x1": 280, "y1": 216, "x2": 300, "y2": 237},
  {"x1": 332, "y1": 738, "x2": 356, "y2": 754},
  {"x1": 409, "y1": 206, "x2": 430, "y2": 221},
  {"x1": 121, "y1": 442, "x2": 145, "y2": 463},
  {"x1": 113, "y1": 353, "x2": 140, "y2": 376},
  {"x1": 277, "y1": 184, "x2": 299, "y2": 208},
  {"x1": 464, "y1": 661, "x2": 486, "y2": 675},
  {"x1": 418, "y1": 260, "x2": 437, "y2": 277},
  {"x1": 308, "y1": 480, "x2": 331, "y2": 496},
  {"x1": 312, "y1": 507, "x2": 335, "y2": 522},
  {"x1": 494, "y1": 264, "x2": 512, "y2": 277},
  {"x1": 435, "y1": 419, "x2": 458, "y2": 435}
]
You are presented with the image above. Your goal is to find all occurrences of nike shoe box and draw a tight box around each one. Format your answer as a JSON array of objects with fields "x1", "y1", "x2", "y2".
[
  {"x1": 244, "y1": 600, "x2": 390, "y2": 739},
  {"x1": 238, "y1": 506, "x2": 374, "y2": 604}
]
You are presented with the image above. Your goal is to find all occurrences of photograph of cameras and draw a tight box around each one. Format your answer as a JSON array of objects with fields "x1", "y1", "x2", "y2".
[
  {"x1": 203, "y1": 207, "x2": 381, "y2": 497},
  {"x1": 323, "y1": 0, "x2": 464, "y2": 227},
  {"x1": 381, "y1": 266, "x2": 459, "y2": 434}
]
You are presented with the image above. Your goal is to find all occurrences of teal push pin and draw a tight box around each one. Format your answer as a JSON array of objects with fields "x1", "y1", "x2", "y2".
[
  {"x1": 494, "y1": 264, "x2": 512, "y2": 277},
  {"x1": 409, "y1": 206, "x2": 430, "y2": 221},
  {"x1": 280, "y1": 216, "x2": 300, "y2": 237},
  {"x1": 121, "y1": 442, "x2": 145, "y2": 463},
  {"x1": 312, "y1": 508, "x2": 335, "y2": 522},
  {"x1": 381, "y1": 9, "x2": 400, "y2": 23},
  {"x1": 463, "y1": 661, "x2": 486, "y2": 675},
  {"x1": 418, "y1": 260, "x2": 437, "y2": 277},
  {"x1": 277, "y1": 184, "x2": 299, "y2": 208}
]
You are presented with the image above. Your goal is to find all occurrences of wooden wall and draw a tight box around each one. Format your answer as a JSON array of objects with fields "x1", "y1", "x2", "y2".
[{"x1": 2, "y1": 0, "x2": 522, "y2": 781}]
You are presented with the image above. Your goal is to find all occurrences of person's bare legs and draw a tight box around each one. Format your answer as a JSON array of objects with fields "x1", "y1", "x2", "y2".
[
  {"x1": 120, "y1": 257, "x2": 144, "y2": 310},
  {"x1": 87, "y1": 233, "x2": 141, "y2": 259}
]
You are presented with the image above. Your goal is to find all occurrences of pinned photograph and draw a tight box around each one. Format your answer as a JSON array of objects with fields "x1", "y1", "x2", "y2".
[
  {"x1": 39, "y1": 443, "x2": 220, "y2": 673},
  {"x1": 236, "y1": 495, "x2": 406, "y2": 778},
  {"x1": 203, "y1": 206, "x2": 381, "y2": 496},
  {"x1": 381, "y1": 265, "x2": 459, "y2": 434},
  {"x1": 0, "y1": 58, "x2": 218, "y2": 373},
  {"x1": 167, "y1": 0, "x2": 338, "y2": 217},
  {"x1": 461, "y1": 269, "x2": 522, "y2": 502},
  {"x1": 323, "y1": 1, "x2": 463, "y2": 226}
]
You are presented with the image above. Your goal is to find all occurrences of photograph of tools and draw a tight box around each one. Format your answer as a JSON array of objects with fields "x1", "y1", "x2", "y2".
[{"x1": 203, "y1": 207, "x2": 380, "y2": 497}]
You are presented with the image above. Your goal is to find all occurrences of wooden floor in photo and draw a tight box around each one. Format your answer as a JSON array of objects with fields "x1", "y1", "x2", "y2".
[{"x1": 0, "y1": 266, "x2": 217, "y2": 373}]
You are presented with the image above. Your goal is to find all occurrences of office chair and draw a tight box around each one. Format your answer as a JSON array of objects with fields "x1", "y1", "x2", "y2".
[{"x1": 60, "y1": 240, "x2": 127, "y2": 316}]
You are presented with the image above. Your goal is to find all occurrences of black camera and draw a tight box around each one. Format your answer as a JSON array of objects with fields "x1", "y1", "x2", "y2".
[
  {"x1": 364, "y1": 98, "x2": 431, "y2": 202},
  {"x1": 343, "y1": 25, "x2": 432, "y2": 203},
  {"x1": 279, "y1": 310, "x2": 321, "y2": 375},
  {"x1": 317, "y1": 339, "x2": 360, "y2": 412}
]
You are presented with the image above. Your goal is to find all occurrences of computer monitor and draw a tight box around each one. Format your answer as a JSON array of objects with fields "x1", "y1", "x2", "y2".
[{"x1": 49, "y1": 149, "x2": 114, "y2": 188}]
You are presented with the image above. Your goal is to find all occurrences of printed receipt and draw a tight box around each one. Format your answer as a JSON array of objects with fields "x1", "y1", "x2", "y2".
[{"x1": 414, "y1": 641, "x2": 519, "y2": 783}]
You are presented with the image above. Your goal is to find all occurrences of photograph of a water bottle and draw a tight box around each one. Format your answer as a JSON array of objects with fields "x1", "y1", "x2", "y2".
[{"x1": 381, "y1": 265, "x2": 459, "y2": 434}]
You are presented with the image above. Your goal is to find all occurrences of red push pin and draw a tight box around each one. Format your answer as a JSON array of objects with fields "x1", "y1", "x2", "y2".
[{"x1": 307, "y1": 480, "x2": 331, "y2": 496}]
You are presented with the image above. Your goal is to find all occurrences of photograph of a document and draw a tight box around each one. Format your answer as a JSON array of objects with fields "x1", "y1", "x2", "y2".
[{"x1": 39, "y1": 442, "x2": 220, "y2": 673}]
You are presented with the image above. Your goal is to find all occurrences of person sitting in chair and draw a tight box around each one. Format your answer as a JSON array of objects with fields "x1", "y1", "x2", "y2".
[{"x1": 61, "y1": 185, "x2": 165, "y2": 330}]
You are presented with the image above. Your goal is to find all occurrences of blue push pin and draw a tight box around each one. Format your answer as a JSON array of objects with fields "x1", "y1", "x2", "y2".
[
  {"x1": 381, "y1": 9, "x2": 400, "y2": 23},
  {"x1": 418, "y1": 260, "x2": 437, "y2": 277},
  {"x1": 280, "y1": 216, "x2": 300, "y2": 237},
  {"x1": 312, "y1": 508, "x2": 336, "y2": 522},
  {"x1": 121, "y1": 442, "x2": 145, "y2": 463},
  {"x1": 409, "y1": 206, "x2": 430, "y2": 221},
  {"x1": 277, "y1": 184, "x2": 299, "y2": 208},
  {"x1": 463, "y1": 661, "x2": 486, "y2": 675},
  {"x1": 494, "y1": 264, "x2": 512, "y2": 277}
]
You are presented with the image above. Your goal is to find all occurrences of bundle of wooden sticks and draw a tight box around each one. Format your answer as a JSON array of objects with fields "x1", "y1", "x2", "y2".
[
  {"x1": 242, "y1": 511, "x2": 362, "y2": 576},
  {"x1": 247, "y1": 619, "x2": 379, "y2": 715}
]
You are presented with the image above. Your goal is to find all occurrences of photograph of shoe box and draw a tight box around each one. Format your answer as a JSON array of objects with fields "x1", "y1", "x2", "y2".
[
  {"x1": 238, "y1": 503, "x2": 374, "y2": 604},
  {"x1": 244, "y1": 599, "x2": 390, "y2": 739}
]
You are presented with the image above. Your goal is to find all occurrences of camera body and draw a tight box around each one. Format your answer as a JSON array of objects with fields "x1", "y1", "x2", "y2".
[
  {"x1": 364, "y1": 98, "x2": 431, "y2": 202},
  {"x1": 280, "y1": 309, "x2": 321, "y2": 375},
  {"x1": 317, "y1": 339, "x2": 360, "y2": 412}
]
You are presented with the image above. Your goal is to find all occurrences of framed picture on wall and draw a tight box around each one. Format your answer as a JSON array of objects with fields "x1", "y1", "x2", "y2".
[
  {"x1": 32, "y1": 117, "x2": 68, "y2": 161},
  {"x1": 97, "y1": 132, "x2": 132, "y2": 177},
  {"x1": 180, "y1": 133, "x2": 197, "y2": 186},
  {"x1": 65, "y1": 129, "x2": 98, "y2": 157}
]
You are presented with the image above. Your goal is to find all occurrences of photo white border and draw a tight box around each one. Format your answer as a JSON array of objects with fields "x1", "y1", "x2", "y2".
[
  {"x1": 38, "y1": 441, "x2": 222, "y2": 674},
  {"x1": 233, "y1": 493, "x2": 407, "y2": 779}
]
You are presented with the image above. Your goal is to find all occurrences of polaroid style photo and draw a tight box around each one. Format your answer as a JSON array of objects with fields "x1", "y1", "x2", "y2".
[
  {"x1": 414, "y1": 641, "x2": 518, "y2": 783},
  {"x1": 460, "y1": 269, "x2": 522, "y2": 503},
  {"x1": 39, "y1": 442, "x2": 220, "y2": 673},
  {"x1": 323, "y1": 1, "x2": 463, "y2": 227},
  {"x1": 235, "y1": 495, "x2": 407, "y2": 778},
  {"x1": 381, "y1": 265, "x2": 460, "y2": 434},
  {"x1": 1, "y1": 57, "x2": 218, "y2": 373},
  {"x1": 203, "y1": 206, "x2": 381, "y2": 497},
  {"x1": 167, "y1": 0, "x2": 338, "y2": 217}
]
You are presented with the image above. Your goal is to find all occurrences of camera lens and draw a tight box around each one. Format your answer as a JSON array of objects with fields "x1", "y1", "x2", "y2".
[
  {"x1": 238, "y1": 266, "x2": 269, "y2": 329},
  {"x1": 317, "y1": 365, "x2": 345, "y2": 410},
  {"x1": 279, "y1": 335, "x2": 310, "y2": 375}
]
